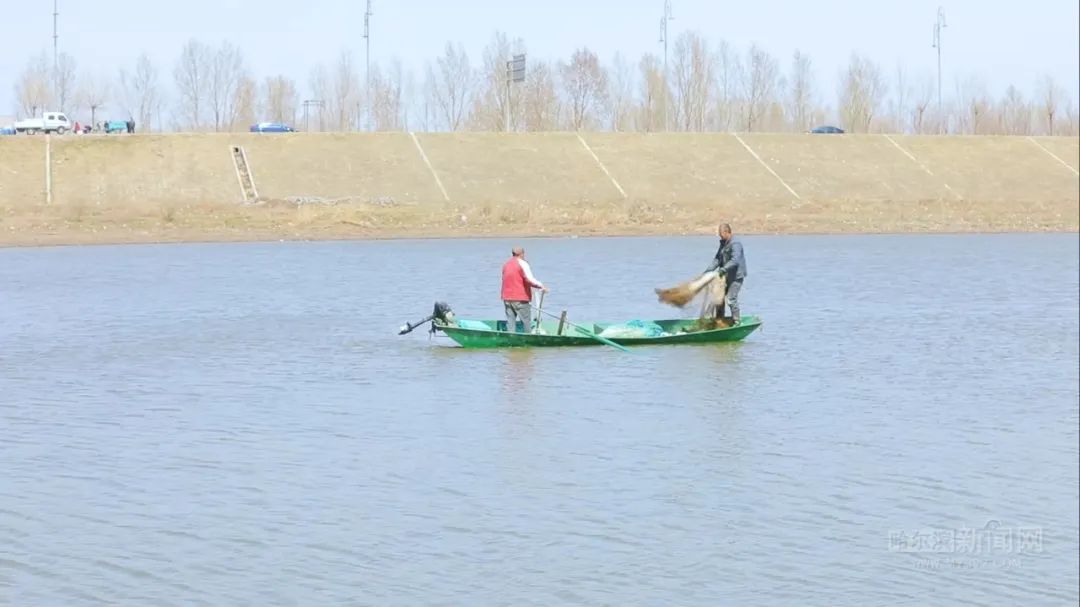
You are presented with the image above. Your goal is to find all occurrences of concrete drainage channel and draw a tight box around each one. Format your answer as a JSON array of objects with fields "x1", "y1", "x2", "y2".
[{"x1": 230, "y1": 145, "x2": 259, "y2": 203}]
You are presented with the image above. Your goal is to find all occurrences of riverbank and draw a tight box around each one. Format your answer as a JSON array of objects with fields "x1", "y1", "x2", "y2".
[
  {"x1": 3, "y1": 132, "x2": 1077, "y2": 246},
  {"x1": 2, "y1": 197, "x2": 1076, "y2": 247}
]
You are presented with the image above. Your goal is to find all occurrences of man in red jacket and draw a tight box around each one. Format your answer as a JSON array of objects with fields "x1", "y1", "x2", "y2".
[{"x1": 501, "y1": 247, "x2": 548, "y2": 333}]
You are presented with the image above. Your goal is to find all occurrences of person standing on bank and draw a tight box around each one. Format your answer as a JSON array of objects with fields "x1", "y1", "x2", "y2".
[
  {"x1": 705, "y1": 223, "x2": 747, "y2": 325},
  {"x1": 501, "y1": 247, "x2": 548, "y2": 333}
]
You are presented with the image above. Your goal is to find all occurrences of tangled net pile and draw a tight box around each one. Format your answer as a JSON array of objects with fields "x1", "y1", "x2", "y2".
[{"x1": 598, "y1": 319, "x2": 668, "y2": 338}]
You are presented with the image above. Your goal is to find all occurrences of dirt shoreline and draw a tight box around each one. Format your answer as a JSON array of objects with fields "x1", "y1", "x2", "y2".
[{"x1": 2, "y1": 199, "x2": 1077, "y2": 248}]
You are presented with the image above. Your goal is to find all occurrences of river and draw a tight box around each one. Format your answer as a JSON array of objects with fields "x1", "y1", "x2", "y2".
[{"x1": 1, "y1": 233, "x2": 1077, "y2": 605}]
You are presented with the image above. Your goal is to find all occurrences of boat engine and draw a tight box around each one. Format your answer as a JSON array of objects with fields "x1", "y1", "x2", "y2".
[{"x1": 398, "y1": 301, "x2": 455, "y2": 335}]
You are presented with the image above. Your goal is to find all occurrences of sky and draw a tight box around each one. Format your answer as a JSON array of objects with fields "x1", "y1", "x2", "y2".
[{"x1": 2, "y1": 0, "x2": 1078, "y2": 119}]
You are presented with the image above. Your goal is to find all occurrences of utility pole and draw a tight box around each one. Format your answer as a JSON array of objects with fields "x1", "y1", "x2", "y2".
[
  {"x1": 52, "y1": 0, "x2": 59, "y2": 110},
  {"x1": 932, "y1": 6, "x2": 947, "y2": 134},
  {"x1": 52, "y1": 0, "x2": 59, "y2": 71},
  {"x1": 659, "y1": 0, "x2": 673, "y2": 132},
  {"x1": 363, "y1": 0, "x2": 373, "y2": 131}
]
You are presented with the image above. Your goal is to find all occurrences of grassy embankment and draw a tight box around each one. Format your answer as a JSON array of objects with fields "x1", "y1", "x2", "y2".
[{"x1": 1, "y1": 132, "x2": 1076, "y2": 246}]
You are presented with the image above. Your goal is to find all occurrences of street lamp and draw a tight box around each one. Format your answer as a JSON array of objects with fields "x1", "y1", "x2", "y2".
[
  {"x1": 659, "y1": 0, "x2": 673, "y2": 132},
  {"x1": 932, "y1": 6, "x2": 947, "y2": 133},
  {"x1": 363, "y1": 0, "x2": 373, "y2": 131}
]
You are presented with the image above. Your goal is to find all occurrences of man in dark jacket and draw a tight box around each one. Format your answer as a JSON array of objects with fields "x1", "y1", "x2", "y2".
[{"x1": 704, "y1": 223, "x2": 747, "y2": 324}]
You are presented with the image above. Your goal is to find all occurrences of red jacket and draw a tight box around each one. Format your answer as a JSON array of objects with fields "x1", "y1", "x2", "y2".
[{"x1": 501, "y1": 257, "x2": 536, "y2": 302}]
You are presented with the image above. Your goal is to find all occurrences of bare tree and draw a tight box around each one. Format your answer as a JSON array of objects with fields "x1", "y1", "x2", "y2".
[
  {"x1": 1037, "y1": 75, "x2": 1064, "y2": 135},
  {"x1": 837, "y1": 52, "x2": 887, "y2": 132},
  {"x1": 370, "y1": 59, "x2": 406, "y2": 131},
  {"x1": 53, "y1": 52, "x2": 78, "y2": 113},
  {"x1": 416, "y1": 95, "x2": 433, "y2": 131},
  {"x1": 402, "y1": 67, "x2": 419, "y2": 131},
  {"x1": 118, "y1": 53, "x2": 159, "y2": 132},
  {"x1": 207, "y1": 41, "x2": 246, "y2": 132},
  {"x1": 786, "y1": 50, "x2": 814, "y2": 132},
  {"x1": 14, "y1": 52, "x2": 53, "y2": 117},
  {"x1": 328, "y1": 51, "x2": 360, "y2": 130},
  {"x1": 711, "y1": 40, "x2": 740, "y2": 131},
  {"x1": 1061, "y1": 100, "x2": 1078, "y2": 136},
  {"x1": 606, "y1": 53, "x2": 634, "y2": 131},
  {"x1": 671, "y1": 32, "x2": 715, "y2": 131},
  {"x1": 400, "y1": 68, "x2": 420, "y2": 130},
  {"x1": 560, "y1": 47, "x2": 608, "y2": 130},
  {"x1": 426, "y1": 42, "x2": 473, "y2": 131},
  {"x1": 78, "y1": 70, "x2": 110, "y2": 126},
  {"x1": 307, "y1": 64, "x2": 331, "y2": 131},
  {"x1": 954, "y1": 76, "x2": 990, "y2": 134},
  {"x1": 262, "y1": 75, "x2": 299, "y2": 125},
  {"x1": 521, "y1": 60, "x2": 560, "y2": 131},
  {"x1": 741, "y1": 45, "x2": 779, "y2": 131},
  {"x1": 997, "y1": 85, "x2": 1030, "y2": 135},
  {"x1": 174, "y1": 38, "x2": 211, "y2": 129},
  {"x1": 636, "y1": 53, "x2": 664, "y2": 132},
  {"x1": 230, "y1": 75, "x2": 258, "y2": 130},
  {"x1": 887, "y1": 64, "x2": 909, "y2": 133},
  {"x1": 910, "y1": 75, "x2": 934, "y2": 134},
  {"x1": 468, "y1": 32, "x2": 524, "y2": 131}
]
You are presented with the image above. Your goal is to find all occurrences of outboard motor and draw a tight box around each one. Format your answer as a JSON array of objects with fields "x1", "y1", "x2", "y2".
[{"x1": 398, "y1": 301, "x2": 455, "y2": 335}]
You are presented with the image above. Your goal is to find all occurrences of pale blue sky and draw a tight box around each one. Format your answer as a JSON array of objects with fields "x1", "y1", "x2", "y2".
[{"x1": 4, "y1": 0, "x2": 1078, "y2": 117}]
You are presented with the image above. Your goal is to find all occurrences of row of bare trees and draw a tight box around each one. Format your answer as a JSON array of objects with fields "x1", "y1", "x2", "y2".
[{"x1": 10, "y1": 31, "x2": 1079, "y2": 135}]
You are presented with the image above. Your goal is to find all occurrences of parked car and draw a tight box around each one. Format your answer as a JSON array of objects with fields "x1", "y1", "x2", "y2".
[
  {"x1": 810, "y1": 125, "x2": 845, "y2": 134},
  {"x1": 14, "y1": 111, "x2": 71, "y2": 134},
  {"x1": 250, "y1": 122, "x2": 296, "y2": 133},
  {"x1": 0, "y1": 126, "x2": 15, "y2": 135}
]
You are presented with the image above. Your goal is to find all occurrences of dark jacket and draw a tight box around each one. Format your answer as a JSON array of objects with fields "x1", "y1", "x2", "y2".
[{"x1": 705, "y1": 237, "x2": 747, "y2": 280}]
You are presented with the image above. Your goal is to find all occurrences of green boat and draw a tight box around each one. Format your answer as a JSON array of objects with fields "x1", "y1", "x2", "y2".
[{"x1": 399, "y1": 302, "x2": 761, "y2": 349}]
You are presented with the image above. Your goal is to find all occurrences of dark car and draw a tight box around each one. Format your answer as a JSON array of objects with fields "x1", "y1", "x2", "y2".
[
  {"x1": 810, "y1": 125, "x2": 845, "y2": 134},
  {"x1": 250, "y1": 122, "x2": 296, "y2": 133}
]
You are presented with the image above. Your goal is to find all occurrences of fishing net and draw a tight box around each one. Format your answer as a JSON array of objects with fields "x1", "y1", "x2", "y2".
[
  {"x1": 699, "y1": 272, "x2": 728, "y2": 318},
  {"x1": 597, "y1": 319, "x2": 668, "y2": 338},
  {"x1": 655, "y1": 271, "x2": 726, "y2": 313}
]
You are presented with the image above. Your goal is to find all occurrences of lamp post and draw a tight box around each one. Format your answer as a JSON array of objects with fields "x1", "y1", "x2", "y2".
[
  {"x1": 363, "y1": 0, "x2": 373, "y2": 131},
  {"x1": 932, "y1": 6, "x2": 947, "y2": 133},
  {"x1": 53, "y1": 0, "x2": 59, "y2": 72},
  {"x1": 52, "y1": 0, "x2": 59, "y2": 110},
  {"x1": 659, "y1": 0, "x2": 673, "y2": 132}
]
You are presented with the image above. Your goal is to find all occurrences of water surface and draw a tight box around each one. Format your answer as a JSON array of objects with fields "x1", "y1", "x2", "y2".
[{"x1": 1, "y1": 233, "x2": 1077, "y2": 605}]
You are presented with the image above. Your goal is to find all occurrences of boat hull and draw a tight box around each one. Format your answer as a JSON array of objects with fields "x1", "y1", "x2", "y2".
[{"x1": 434, "y1": 316, "x2": 762, "y2": 348}]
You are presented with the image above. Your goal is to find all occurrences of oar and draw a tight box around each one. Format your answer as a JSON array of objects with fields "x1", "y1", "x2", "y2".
[
  {"x1": 532, "y1": 290, "x2": 545, "y2": 334},
  {"x1": 528, "y1": 303, "x2": 632, "y2": 353}
]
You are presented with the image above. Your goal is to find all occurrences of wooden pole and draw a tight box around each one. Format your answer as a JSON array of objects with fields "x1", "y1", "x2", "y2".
[
  {"x1": 45, "y1": 134, "x2": 52, "y2": 205},
  {"x1": 557, "y1": 310, "x2": 567, "y2": 336}
]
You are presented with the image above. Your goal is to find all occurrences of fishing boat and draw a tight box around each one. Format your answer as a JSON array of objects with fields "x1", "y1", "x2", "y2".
[{"x1": 398, "y1": 302, "x2": 761, "y2": 350}]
